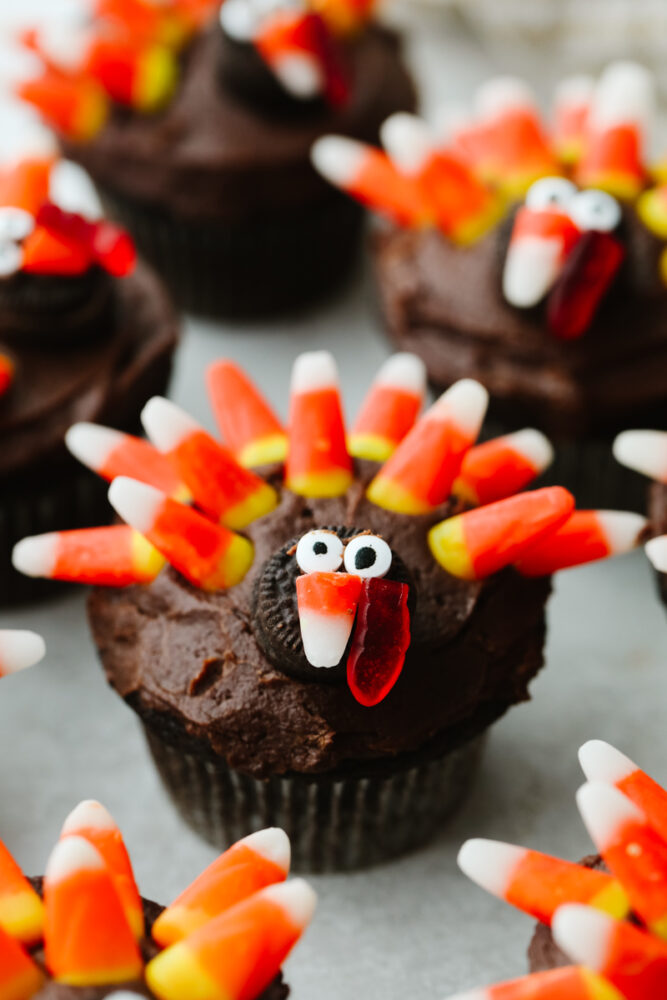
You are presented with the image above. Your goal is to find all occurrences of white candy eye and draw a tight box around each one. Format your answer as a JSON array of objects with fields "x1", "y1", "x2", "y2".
[
  {"x1": 0, "y1": 208, "x2": 34, "y2": 243},
  {"x1": 296, "y1": 530, "x2": 344, "y2": 574},
  {"x1": 525, "y1": 176, "x2": 577, "y2": 212},
  {"x1": 0, "y1": 241, "x2": 23, "y2": 278},
  {"x1": 344, "y1": 535, "x2": 392, "y2": 579},
  {"x1": 568, "y1": 189, "x2": 622, "y2": 233}
]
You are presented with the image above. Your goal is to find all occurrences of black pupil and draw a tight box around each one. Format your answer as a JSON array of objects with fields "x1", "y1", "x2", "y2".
[
  {"x1": 355, "y1": 546, "x2": 376, "y2": 570},
  {"x1": 313, "y1": 541, "x2": 328, "y2": 555}
]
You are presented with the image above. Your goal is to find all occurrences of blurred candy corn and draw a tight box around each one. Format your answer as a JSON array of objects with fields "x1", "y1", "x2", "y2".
[
  {"x1": 66, "y1": 422, "x2": 187, "y2": 498},
  {"x1": 348, "y1": 353, "x2": 426, "y2": 462},
  {"x1": 0, "y1": 839, "x2": 44, "y2": 943},
  {"x1": 444, "y1": 966, "x2": 623, "y2": 1000},
  {"x1": 552, "y1": 75, "x2": 594, "y2": 165},
  {"x1": 206, "y1": 360, "x2": 287, "y2": 468},
  {"x1": 515, "y1": 510, "x2": 646, "y2": 576},
  {"x1": 637, "y1": 184, "x2": 667, "y2": 239},
  {"x1": 255, "y1": 9, "x2": 348, "y2": 107},
  {"x1": 0, "y1": 159, "x2": 52, "y2": 214},
  {"x1": 13, "y1": 525, "x2": 165, "y2": 587},
  {"x1": 312, "y1": 0, "x2": 376, "y2": 35},
  {"x1": 453, "y1": 429, "x2": 553, "y2": 506},
  {"x1": 0, "y1": 924, "x2": 44, "y2": 1000},
  {"x1": 0, "y1": 354, "x2": 14, "y2": 398},
  {"x1": 0, "y1": 631, "x2": 45, "y2": 679},
  {"x1": 18, "y1": 70, "x2": 108, "y2": 142},
  {"x1": 613, "y1": 430, "x2": 667, "y2": 483}
]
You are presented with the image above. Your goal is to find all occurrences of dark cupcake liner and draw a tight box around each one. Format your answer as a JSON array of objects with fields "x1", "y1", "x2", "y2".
[
  {"x1": 99, "y1": 186, "x2": 364, "y2": 319},
  {"x1": 143, "y1": 724, "x2": 487, "y2": 872}
]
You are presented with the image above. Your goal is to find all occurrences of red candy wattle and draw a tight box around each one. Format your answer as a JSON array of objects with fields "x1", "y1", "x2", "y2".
[
  {"x1": 36, "y1": 203, "x2": 136, "y2": 276},
  {"x1": 304, "y1": 12, "x2": 349, "y2": 108},
  {"x1": 547, "y1": 230, "x2": 625, "y2": 340},
  {"x1": 0, "y1": 355, "x2": 14, "y2": 398},
  {"x1": 347, "y1": 577, "x2": 410, "y2": 707}
]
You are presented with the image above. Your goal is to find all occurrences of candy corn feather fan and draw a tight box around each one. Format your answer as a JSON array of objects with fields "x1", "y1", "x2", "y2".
[
  {"x1": 446, "y1": 741, "x2": 667, "y2": 1000},
  {"x1": 0, "y1": 803, "x2": 314, "y2": 1000},
  {"x1": 13, "y1": 351, "x2": 645, "y2": 706}
]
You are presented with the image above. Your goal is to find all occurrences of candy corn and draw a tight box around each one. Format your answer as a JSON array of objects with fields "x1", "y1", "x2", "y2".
[
  {"x1": 579, "y1": 740, "x2": 667, "y2": 848},
  {"x1": 0, "y1": 353, "x2": 14, "y2": 397},
  {"x1": 547, "y1": 231, "x2": 624, "y2": 340},
  {"x1": 84, "y1": 36, "x2": 178, "y2": 111},
  {"x1": 0, "y1": 158, "x2": 52, "y2": 213},
  {"x1": 515, "y1": 510, "x2": 646, "y2": 576},
  {"x1": 552, "y1": 75, "x2": 594, "y2": 165},
  {"x1": 637, "y1": 184, "x2": 667, "y2": 239},
  {"x1": 0, "y1": 631, "x2": 45, "y2": 679},
  {"x1": 146, "y1": 879, "x2": 316, "y2": 1000},
  {"x1": 553, "y1": 904, "x2": 667, "y2": 1000},
  {"x1": 381, "y1": 113, "x2": 502, "y2": 244},
  {"x1": 206, "y1": 360, "x2": 287, "y2": 468},
  {"x1": 0, "y1": 924, "x2": 43, "y2": 1000},
  {"x1": 152, "y1": 828, "x2": 290, "y2": 947},
  {"x1": 367, "y1": 379, "x2": 488, "y2": 515},
  {"x1": 44, "y1": 836, "x2": 143, "y2": 985},
  {"x1": 108, "y1": 478, "x2": 254, "y2": 590},
  {"x1": 348, "y1": 353, "x2": 426, "y2": 462},
  {"x1": 65, "y1": 423, "x2": 188, "y2": 499},
  {"x1": 12, "y1": 525, "x2": 165, "y2": 587},
  {"x1": 141, "y1": 397, "x2": 278, "y2": 530},
  {"x1": 285, "y1": 352, "x2": 353, "y2": 498},
  {"x1": 503, "y1": 202, "x2": 581, "y2": 308},
  {"x1": 0, "y1": 839, "x2": 44, "y2": 944},
  {"x1": 577, "y1": 782, "x2": 667, "y2": 939},
  {"x1": 61, "y1": 800, "x2": 143, "y2": 940},
  {"x1": 296, "y1": 572, "x2": 362, "y2": 667},
  {"x1": 255, "y1": 9, "x2": 347, "y2": 107},
  {"x1": 18, "y1": 71, "x2": 109, "y2": 142},
  {"x1": 646, "y1": 535, "x2": 667, "y2": 573},
  {"x1": 577, "y1": 62, "x2": 653, "y2": 199},
  {"x1": 443, "y1": 966, "x2": 623, "y2": 1000},
  {"x1": 311, "y1": 136, "x2": 432, "y2": 228},
  {"x1": 429, "y1": 486, "x2": 574, "y2": 580},
  {"x1": 458, "y1": 839, "x2": 629, "y2": 926},
  {"x1": 312, "y1": 0, "x2": 376, "y2": 35},
  {"x1": 613, "y1": 430, "x2": 667, "y2": 483},
  {"x1": 453, "y1": 429, "x2": 554, "y2": 505}
]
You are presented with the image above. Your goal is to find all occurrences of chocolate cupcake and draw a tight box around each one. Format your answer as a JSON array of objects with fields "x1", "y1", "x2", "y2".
[
  {"x1": 0, "y1": 799, "x2": 313, "y2": 1000},
  {"x1": 441, "y1": 738, "x2": 667, "y2": 1000},
  {"x1": 12, "y1": 351, "x2": 645, "y2": 871},
  {"x1": 614, "y1": 429, "x2": 667, "y2": 608},
  {"x1": 312, "y1": 64, "x2": 667, "y2": 508},
  {"x1": 19, "y1": 0, "x2": 416, "y2": 317},
  {"x1": 0, "y1": 156, "x2": 179, "y2": 606}
]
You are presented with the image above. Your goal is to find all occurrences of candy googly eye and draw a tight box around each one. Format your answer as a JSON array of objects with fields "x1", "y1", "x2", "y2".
[
  {"x1": 0, "y1": 241, "x2": 23, "y2": 278},
  {"x1": 568, "y1": 189, "x2": 622, "y2": 233},
  {"x1": 296, "y1": 530, "x2": 344, "y2": 574},
  {"x1": 525, "y1": 176, "x2": 577, "y2": 211},
  {"x1": 344, "y1": 534, "x2": 392, "y2": 579},
  {"x1": 0, "y1": 207, "x2": 34, "y2": 243}
]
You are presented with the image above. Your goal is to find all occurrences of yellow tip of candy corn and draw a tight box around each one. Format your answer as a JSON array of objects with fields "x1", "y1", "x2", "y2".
[
  {"x1": 449, "y1": 198, "x2": 505, "y2": 247},
  {"x1": 135, "y1": 46, "x2": 179, "y2": 112},
  {"x1": 366, "y1": 475, "x2": 432, "y2": 515},
  {"x1": 580, "y1": 171, "x2": 643, "y2": 201},
  {"x1": 0, "y1": 893, "x2": 44, "y2": 946},
  {"x1": 286, "y1": 469, "x2": 353, "y2": 499},
  {"x1": 222, "y1": 482, "x2": 278, "y2": 532},
  {"x1": 131, "y1": 530, "x2": 167, "y2": 581},
  {"x1": 347, "y1": 432, "x2": 395, "y2": 463},
  {"x1": 74, "y1": 89, "x2": 108, "y2": 142},
  {"x1": 238, "y1": 434, "x2": 288, "y2": 469},
  {"x1": 589, "y1": 880, "x2": 630, "y2": 920},
  {"x1": 637, "y1": 188, "x2": 667, "y2": 238},
  {"x1": 580, "y1": 968, "x2": 625, "y2": 1000},
  {"x1": 214, "y1": 534, "x2": 255, "y2": 590},
  {"x1": 146, "y1": 943, "x2": 223, "y2": 1000},
  {"x1": 428, "y1": 516, "x2": 475, "y2": 579}
]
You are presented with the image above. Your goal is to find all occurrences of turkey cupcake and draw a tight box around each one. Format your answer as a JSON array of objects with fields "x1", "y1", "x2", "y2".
[
  {"x1": 445, "y1": 739, "x2": 667, "y2": 1000},
  {"x1": 0, "y1": 153, "x2": 179, "y2": 606},
  {"x1": 18, "y1": 0, "x2": 416, "y2": 317},
  {"x1": 312, "y1": 63, "x2": 667, "y2": 508},
  {"x1": 0, "y1": 800, "x2": 314, "y2": 1000},
  {"x1": 12, "y1": 351, "x2": 645, "y2": 870}
]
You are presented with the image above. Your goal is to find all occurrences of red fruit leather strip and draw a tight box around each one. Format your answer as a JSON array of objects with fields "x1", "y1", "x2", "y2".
[
  {"x1": 547, "y1": 229, "x2": 625, "y2": 340},
  {"x1": 36, "y1": 203, "x2": 135, "y2": 276},
  {"x1": 347, "y1": 577, "x2": 410, "y2": 707}
]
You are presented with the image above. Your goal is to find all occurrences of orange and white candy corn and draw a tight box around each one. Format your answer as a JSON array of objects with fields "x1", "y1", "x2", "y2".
[
  {"x1": 44, "y1": 835, "x2": 143, "y2": 985},
  {"x1": 552, "y1": 75, "x2": 594, "y2": 165},
  {"x1": 443, "y1": 966, "x2": 623, "y2": 1000},
  {"x1": 296, "y1": 571, "x2": 362, "y2": 668},
  {"x1": 458, "y1": 839, "x2": 629, "y2": 926},
  {"x1": 18, "y1": 71, "x2": 108, "y2": 142},
  {"x1": 453, "y1": 429, "x2": 554, "y2": 506},
  {"x1": 0, "y1": 923, "x2": 44, "y2": 1000},
  {"x1": 285, "y1": 351, "x2": 353, "y2": 498},
  {"x1": 577, "y1": 782, "x2": 667, "y2": 939},
  {"x1": 636, "y1": 184, "x2": 667, "y2": 240},
  {"x1": 254, "y1": 9, "x2": 345, "y2": 106},
  {"x1": 0, "y1": 353, "x2": 15, "y2": 396},
  {"x1": 515, "y1": 510, "x2": 646, "y2": 576},
  {"x1": 12, "y1": 525, "x2": 165, "y2": 587},
  {"x1": 646, "y1": 535, "x2": 667, "y2": 573},
  {"x1": 613, "y1": 430, "x2": 667, "y2": 484},
  {"x1": 503, "y1": 176, "x2": 581, "y2": 308},
  {"x1": 0, "y1": 630, "x2": 45, "y2": 679},
  {"x1": 367, "y1": 379, "x2": 488, "y2": 515},
  {"x1": 153, "y1": 828, "x2": 290, "y2": 947},
  {"x1": 577, "y1": 62, "x2": 653, "y2": 199},
  {"x1": 553, "y1": 904, "x2": 667, "y2": 1000},
  {"x1": 85, "y1": 36, "x2": 178, "y2": 112},
  {"x1": 108, "y1": 478, "x2": 254, "y2": 590},
  {"x1": 61, "y1": 800, "x2": 143, "y2": 940},
  {"x1": 429, "y1": 485, "x2": 574, "y2": 580},
  {"x1": 0, "y1": 839, "x2": 44, "y2": 944},
  {"x1": 65, "y1": 422, "x2": 188, "y2": 499},
  {"x1": 381, "y1": 113, "x2": 502, "y2": 244},
  {"x1": 141, "y1": 397, "x2": 278, "y2": 530},
  {"x1": 579, "y1": 740, "x2": 667, "y2": 849},
  {"x1": 348, "y1": 353, "x2": 426, "y2": 462},
  {"x1": 146, "y1": 878, "x2": 316, "y2": 1000},
  {"x1": 206, "y1": 360, "x2": 287, "y2": 468},
  {"x1": 311, "y1": 135, "x2": 432, "y2": 228},
  {"x1": 0, "y1": 158, "x2": 52, "y2": 214}
]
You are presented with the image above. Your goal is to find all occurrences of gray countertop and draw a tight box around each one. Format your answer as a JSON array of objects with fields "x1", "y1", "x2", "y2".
[{"x1": 0, "y1": 4, "x2": 666, "y2": 998}]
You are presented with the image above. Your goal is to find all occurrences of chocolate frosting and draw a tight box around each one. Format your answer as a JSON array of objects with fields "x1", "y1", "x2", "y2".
[
  {"x1": 0, "y1": 267, "x2": 115, "y2": 347},
  {"x1": 62, "y1": 24, "x2": 416, "y2": 223},
  {"x1": 88, "y1": 462, "x2": 551, "y2": 779},
  {"x1": 373, "y1": 212, "x2": 667, "y2": 439}
]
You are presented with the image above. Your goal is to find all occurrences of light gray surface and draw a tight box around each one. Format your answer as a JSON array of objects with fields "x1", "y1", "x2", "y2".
[{"x1": 0, "y1": 5, "x2": 666, "y2": 999}]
